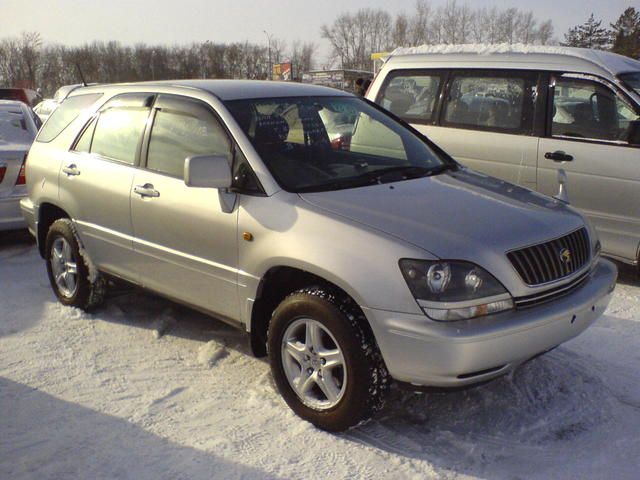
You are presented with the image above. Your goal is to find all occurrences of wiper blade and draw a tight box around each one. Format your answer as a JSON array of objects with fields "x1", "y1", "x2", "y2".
[
  {"x1": 361, "y1": 164, "x2": 454, "y2": 183},
  {"x1": 295, "y1": 163, "x2": 455, "y2": 193}
]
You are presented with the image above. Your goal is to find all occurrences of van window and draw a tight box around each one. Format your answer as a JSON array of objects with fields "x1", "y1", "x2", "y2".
[
  {"x1": 552, "y1": 77, "x2": 640, "y2": 143},
  {"x1": 443, "y1": 73, "x2": 533, "y2": 133},
  {"x1": 36, "y1": 93, "x2": 102, "y2": 143},
  {"x1": 146, "y1": 99, "x2": 231, "y2": 178},
  {"x1": 377, "y1": 72, "x2": 442, "y2": 123},
  {"x1": 91, "y1": 107, "x2": 149, "y2": 164}
]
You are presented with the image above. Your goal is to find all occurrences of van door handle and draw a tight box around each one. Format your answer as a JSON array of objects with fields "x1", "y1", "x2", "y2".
[
  {"x1": 62, "y1": 164, "x2": 81, "y2": 176},
  {"x1": 545, "y1": 151, "x2": 573, "y2": 162},
  {"x1": 133, "y1": 183, "x2": 160, "y2": 198}
]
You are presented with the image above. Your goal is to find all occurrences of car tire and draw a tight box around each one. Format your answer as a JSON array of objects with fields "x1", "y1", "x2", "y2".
[
  {"x1": 268, "y1": 287, "x2": 389, "y2": 431},
  {"x1": 45, "y1": 218, "x2": 106, "y2": 310}
]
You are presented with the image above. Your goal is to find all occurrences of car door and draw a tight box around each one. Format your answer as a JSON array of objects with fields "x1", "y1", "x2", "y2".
[
  {"x1": 58, "y1": 93, "x2": 153, "y2": 281},
  {"x1": 537, "y1": 73, "x2": 640, "y2": 263},
  {"x1": 130, "y1": 94, "x2": 240, "y2": 320},
  {"x1": 377, "y1": 69, "x2": 541, "y2": 190}
]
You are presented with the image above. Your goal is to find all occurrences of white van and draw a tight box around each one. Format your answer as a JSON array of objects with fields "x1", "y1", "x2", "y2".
[{"x1": 367, "y1": 45, "x2": 640, "y2": 268}]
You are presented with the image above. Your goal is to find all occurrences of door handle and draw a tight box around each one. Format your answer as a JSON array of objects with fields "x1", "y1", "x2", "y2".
[
  {"x1": 544, "y1": 151, "x2": 573, "y2": 162},
  {"x1": 133, "y1": 183, "x2": 160, "y2": 198},
  {"x1": 62, "y1": 164, "x2": 81, "y2": 176}
]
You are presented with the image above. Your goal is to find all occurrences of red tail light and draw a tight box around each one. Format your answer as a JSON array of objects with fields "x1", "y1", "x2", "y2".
[
  {"x1": 16, "y1": 154, "x2": 27, "y2": 185},
  {"x1": 0, "y1": 166, "x2": 6, "y2": 183}
]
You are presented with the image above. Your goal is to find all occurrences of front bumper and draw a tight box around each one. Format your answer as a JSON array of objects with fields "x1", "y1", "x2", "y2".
[
  {"x1": 0, "y1": 194, "x2": 27, "y2": 231},
  {"x1": 363, "y1": 258, "x2": 617, "y2": 387}
]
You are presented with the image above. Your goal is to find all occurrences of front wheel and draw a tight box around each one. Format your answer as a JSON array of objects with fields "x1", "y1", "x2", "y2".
[
  {"x1": 45, "y1": 219, "x2": 105, "y2": 310},
  {"x1": 268, "y1": 287, "x2": 389, "y2": 431}
]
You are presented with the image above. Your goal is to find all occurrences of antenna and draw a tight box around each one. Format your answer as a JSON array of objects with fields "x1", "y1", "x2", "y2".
[{"x1": 75, "y1": 63, "x2": 87, "y2": 87}]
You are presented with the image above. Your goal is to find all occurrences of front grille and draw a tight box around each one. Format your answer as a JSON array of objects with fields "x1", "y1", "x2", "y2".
[
  {"x1": 514, "y1": 270, "x2": 590, "y2": 309},
  {"x1": 507, "y1": 227, "x2": 590, "y2": 286}
]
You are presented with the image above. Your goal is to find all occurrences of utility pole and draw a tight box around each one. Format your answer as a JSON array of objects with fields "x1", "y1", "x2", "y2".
[{"x1": 263, "y1": 30, "x2": 273, "y2": 80}]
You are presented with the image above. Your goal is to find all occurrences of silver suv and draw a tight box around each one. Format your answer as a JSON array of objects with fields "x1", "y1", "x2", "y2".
[{"x1": 21, "y1": 80, "x2": 617, "y2": 431}]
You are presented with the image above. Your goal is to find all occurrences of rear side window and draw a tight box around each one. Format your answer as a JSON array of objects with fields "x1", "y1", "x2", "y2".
[
  {"x1": 146, "y1": 97, "x2": 231, "y2": 178},
  {"x1": 442, "y1": 72, "x2": 536, "y2": 133},
  {"x1": 91, "y1": 108, "x2": 149, "y2": 164},
  {"x1": 377, "y1": 71, "x2": 443, "y2": 123},
  {"x1": 36, "y1": 93, "x2": 102, "y2": 143}
]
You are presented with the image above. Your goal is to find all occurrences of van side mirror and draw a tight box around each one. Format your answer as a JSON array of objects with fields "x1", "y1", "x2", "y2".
[
  {"x1": 184, "y1": 155, "x2": 232, "y2": 189},
  {"x1": 628, "y1": 120, "x2": 640, "y2": 146}
]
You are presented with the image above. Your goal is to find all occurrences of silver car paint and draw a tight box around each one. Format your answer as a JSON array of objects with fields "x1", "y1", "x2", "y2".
[
  {"x1": 0, "y1": 101, "x2": 38, "y2": 231},
  {"x1": 367, "y1": 49, "x2": 640, "y2": 265},
  {"x1": 22, "y1": 80, "x2": 617, "y2": 387}
]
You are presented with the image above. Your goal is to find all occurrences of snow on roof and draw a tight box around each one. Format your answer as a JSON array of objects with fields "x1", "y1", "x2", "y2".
[{"x1": 389, "y1": 44, "x2": 640, "y2": 76}]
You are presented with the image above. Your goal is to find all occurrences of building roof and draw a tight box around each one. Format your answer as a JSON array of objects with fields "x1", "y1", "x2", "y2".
[{"x1": 387, "y1": 44, "x2": 640, "y2": 78}]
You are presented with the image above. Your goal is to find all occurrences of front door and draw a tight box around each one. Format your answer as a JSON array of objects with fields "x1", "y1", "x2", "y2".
[
  {"x1": 537, "y1": 73, "x2": 640, "y2": 263},
  {"x1": 130, "y1": 94, "x2": 239, "y2": 319}
]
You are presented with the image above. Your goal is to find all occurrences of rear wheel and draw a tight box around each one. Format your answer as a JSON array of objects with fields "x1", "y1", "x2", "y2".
[
  {"x1": 268, "y1": 287, "x2": 389, "y2": 431},
  {"x1": 45, "y1": 219, "x2": 105, "y2": 310}
]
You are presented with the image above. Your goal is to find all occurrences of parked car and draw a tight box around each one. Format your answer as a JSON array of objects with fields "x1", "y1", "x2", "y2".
[
  {"x1": 52, "y1": 83, "x2": 97, "y2": 103},
  {"x1": 21, "y1": 80, "x2": 616, "y2": 431},
  {"x1": 0, "y1": 100, "x2": 38, "y2": 230},
  {"x1": 33, "y1": 99, "x2": 58, "y2": 123},
  {"x1": 0, "y1": 87, "x2": 42, "y2": 107},
  {"x1": 367, "y1": 46, "x2": 640, "y2": 269}
]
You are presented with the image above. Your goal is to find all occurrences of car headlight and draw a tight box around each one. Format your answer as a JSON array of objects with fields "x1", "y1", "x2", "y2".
[{"x1": 399, "y1": 259, "x2": 514, "y2": 321}]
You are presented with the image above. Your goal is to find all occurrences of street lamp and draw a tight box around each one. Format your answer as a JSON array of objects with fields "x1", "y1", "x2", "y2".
[{"x1": 263, "y1": 30, "x2": 273, "y2": 80}]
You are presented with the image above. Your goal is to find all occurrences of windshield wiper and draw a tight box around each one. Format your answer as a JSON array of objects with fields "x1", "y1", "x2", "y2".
[
  {"x1": 295, "y1": 164, "x2": 455, "y2": 193},
  {"x1": 359, "y1": 163, "x2": 454, "y2": 184}
]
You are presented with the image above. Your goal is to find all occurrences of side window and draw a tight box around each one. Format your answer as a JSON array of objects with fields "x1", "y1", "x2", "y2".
[
  {"x1": 73, "y1": 118, "x2": 96, "y2": 153},
  {"x1": 146, "y1": 99, "x2": 231, "y2": 178},
  {"x1": 552, "y1": 77, "x2": 640, "y2": 142},
  {"x1": 443, "y1": 72, "x2": 533, "y2": 133},
  {"x1": 91, "y1": 107, "x2": 149, "y2": 164},
  {"x1": 377, "y1": 71, "x2": 442, "y2": 123},
  {"x1": 36, "y1": 93, "x2": 103, "y2": 143}
]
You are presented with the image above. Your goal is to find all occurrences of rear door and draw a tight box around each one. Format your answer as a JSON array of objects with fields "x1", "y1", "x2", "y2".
[
  {"x1": 58, "y1": 93, "x2": 153, "y2": 281},
  {"x1": 376, "y1": 69, "x2": 541, "y2": 190},
  {"x1": 537, "y1": 73, "x2": 640, "y2": 263},
  {"x1": 130, "y1": 94, "x2": 240, "y2": 319}
]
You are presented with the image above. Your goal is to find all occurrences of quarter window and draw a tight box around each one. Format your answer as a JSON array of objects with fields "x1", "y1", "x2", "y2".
[
  {"x1": 443, "y1": 73, "x2": 533, "y2": 132},
  {"x1": 36, "y1": 93, "x2": 102, "y2": 143},
  {"x1": 377, "y1": 72, "x2": 442, "y2": 123},
  {"x1": 552, "y1": 77, "x2": 640, "y2": 143},
  {"x1": 146, "y1": 100, "x2": 231, "y2": 178}
]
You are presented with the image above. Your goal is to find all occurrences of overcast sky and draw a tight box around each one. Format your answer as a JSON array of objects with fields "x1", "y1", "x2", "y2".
[{"x1": 3, "y1": 0, "x2": 636, "y2": 64}]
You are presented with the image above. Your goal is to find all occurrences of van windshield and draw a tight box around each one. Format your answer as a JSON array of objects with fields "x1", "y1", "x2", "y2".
[
  {"x1": 225, "y1": 96, "x2": 452, "y2": 193},
  {"x1": 619, "y1": 72, "x2": 640, "y2": 96}
]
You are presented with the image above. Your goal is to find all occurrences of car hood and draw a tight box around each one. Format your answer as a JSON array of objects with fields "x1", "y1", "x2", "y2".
[{"x1": 299, "y1": 169, "x2": 586, "y2": 288}]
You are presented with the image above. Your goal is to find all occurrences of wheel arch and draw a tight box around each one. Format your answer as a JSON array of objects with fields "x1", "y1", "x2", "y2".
[
  {"x1": 37, "y1": 203, "x2": 70, "y2": 258},
  {"x1": 249, "y1": 265, "x2": 373, "y2": 357}
]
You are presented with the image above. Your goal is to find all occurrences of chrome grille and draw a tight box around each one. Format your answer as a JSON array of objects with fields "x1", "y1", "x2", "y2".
[
  {"x1": 514, "y1": 270, "x2": 589, "y2": 309},
  {"x1": 507, "y1": 227, "x2": 590, "y2": 286}
]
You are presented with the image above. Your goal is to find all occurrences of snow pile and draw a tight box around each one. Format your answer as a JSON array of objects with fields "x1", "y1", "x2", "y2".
[{"x1": 197, "y1": 340, "x2": 228, "y2": 367}]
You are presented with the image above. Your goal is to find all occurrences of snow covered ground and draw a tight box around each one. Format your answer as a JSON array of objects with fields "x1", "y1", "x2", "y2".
[{"x1": 1, "y1": 229, "x2": 639, "y2": 479}]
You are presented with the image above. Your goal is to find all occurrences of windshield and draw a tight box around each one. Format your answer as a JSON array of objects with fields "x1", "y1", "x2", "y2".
[
  {"x1": 225, "y1": 96, "x2": 450, "y2": 192},
  {"x1": 620, "y1": 72, "x2": 640, "y2": 96}
]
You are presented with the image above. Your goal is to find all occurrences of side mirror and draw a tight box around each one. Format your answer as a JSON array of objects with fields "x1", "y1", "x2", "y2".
[
  {"x1": 627, "y1": 120, "x2": 640, "y2": 145},
  {"x1": 184, "y1": 154, "x2": 232, "y2": 189}
]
